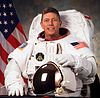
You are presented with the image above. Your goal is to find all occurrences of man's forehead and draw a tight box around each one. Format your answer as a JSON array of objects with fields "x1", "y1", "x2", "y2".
[{"x1": 42, "y1": 12, "x2": 59, "y2": 19}]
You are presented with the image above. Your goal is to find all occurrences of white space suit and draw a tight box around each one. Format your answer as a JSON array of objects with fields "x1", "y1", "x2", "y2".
[{"x1": 4, "y1": 28, "x2": 97, "y2": 97}]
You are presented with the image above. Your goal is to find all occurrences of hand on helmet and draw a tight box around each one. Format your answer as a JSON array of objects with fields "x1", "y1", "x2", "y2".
[
  {"x1": 55, "y1": 54, "x2": 78, "y2": 67},
  {"x1": 8, "y1": 82, "x2": 24, "y2": 96}
]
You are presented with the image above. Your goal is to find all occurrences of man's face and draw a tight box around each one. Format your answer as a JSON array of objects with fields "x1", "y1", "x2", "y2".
[{"x1": 41, "y1": 12, "x2": 62, "y2": 36}]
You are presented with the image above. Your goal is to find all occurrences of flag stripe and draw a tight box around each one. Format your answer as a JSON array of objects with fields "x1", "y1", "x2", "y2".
[
  {"x1": 12, "y1": 28, "x2": 26, "y2": 44},
  {"x1": 0, "y1": 69, "x2": 4, "y2": 85},
  {"x1": 17, "y1": 23, "x2": 27, "y2": 40},
  {"x1": 0, "y1": 32, "x2": 14, "y2": 54},
  {"x1": 0, "y1": 44, "x2": 8, "y2": 64},
  {"x1": 7, "y1": 34, "x2": 21, "y2": 49},
  {"x1": 0, "y1": 58, "x2": 6, "y2": 72}
]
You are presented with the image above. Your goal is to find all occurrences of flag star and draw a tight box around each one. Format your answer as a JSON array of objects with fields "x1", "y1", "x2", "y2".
[
  {"x1": 3, "y1": 12, "x2": 7, "y2": 16},
  {"x1": 9, "y1": 3, "x2": 12, "y2": 8},
  {"x1": 0, "y1": 21, "x2": 2, "y2": 25},
  {"x1": 4, "y1": 29, "x2": 8, "y2": 33},
  {"x1": 0, "y1": 0, "x2": 26, "y2": 40},
  {"x1": 11, "y1": 20, "x2": 14, "y2": 24},
  {"x1": 3, "y1": 4, "x2": 6, "y2": 8},
  {"x1": 10, "y1": 12, "x2": 13, "y2": 16},
  {"x1": 4, "y1": 21, "x2": 7, "y2": 25}
]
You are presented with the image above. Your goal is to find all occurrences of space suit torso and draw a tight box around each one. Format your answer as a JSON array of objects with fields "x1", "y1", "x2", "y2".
[{"x1": 26, "y1": 34, "x2": 79, "y2": 75}]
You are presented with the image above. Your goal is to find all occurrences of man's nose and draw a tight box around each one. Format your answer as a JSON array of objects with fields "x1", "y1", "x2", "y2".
[{"x1": 48, "y1": 20, "x2": 53, "y2": 25}]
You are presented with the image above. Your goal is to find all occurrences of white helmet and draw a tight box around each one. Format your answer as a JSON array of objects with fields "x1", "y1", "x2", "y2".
[
  {"x1": 33, "y1": 61, "x2": 63, "y2": 94},
  {"x1": 32, "y1": 61, "x2": 76, "y2": 95}
]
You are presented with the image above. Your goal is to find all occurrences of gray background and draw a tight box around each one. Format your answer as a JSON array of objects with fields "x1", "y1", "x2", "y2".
[{"x1": 13, "y1": 0, "x2": 100, "y2": 76}]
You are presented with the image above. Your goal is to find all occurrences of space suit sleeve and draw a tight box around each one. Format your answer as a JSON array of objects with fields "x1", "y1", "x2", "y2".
[
  {"x1": 4, "y1": 59, "x2": 25, "y2": 88},
  {"x1": 73, "y1": 55, "x2": 97, "y2": 84},
  {"x1": 4, "y1": 59, "x2": 25, "y2": 96},
  {"x1": 4, "y1": 40, "x2": 34, "y2": 96}
]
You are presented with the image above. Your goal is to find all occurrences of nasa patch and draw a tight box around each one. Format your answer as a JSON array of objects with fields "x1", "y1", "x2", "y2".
[{"x1": 36, "y1": 52, "x2": 44, "y2": 61}]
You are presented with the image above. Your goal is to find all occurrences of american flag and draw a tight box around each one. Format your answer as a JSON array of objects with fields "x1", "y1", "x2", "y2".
[{"x1": 0, "y1": 0, "x2": 27, "y2": 86}]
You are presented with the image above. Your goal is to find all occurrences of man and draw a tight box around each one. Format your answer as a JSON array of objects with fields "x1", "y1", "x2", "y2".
[{"x1": 4, "y1": 7, "x2": 97, "y2": 97}]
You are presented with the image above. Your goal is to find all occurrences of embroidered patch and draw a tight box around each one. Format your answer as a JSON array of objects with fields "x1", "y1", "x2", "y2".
[
  {"x1": 36, "y1": 52, "x2": 44, "y2": 61},
  {"x1": 19, "y1": 42, "x2": 28, "y2": 49},
  {"x1": 71, "y1": 42, "x2": 88, "y2": 49}
]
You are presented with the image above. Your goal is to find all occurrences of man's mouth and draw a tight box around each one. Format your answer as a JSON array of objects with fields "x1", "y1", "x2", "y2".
[{"x1": 47, "y1": 27, "x2": 55, "y2": 30}]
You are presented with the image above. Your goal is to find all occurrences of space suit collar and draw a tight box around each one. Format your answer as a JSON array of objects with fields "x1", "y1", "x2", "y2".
[{"x1": 37, "y1": 28, "x2": 70, "y2": 41}]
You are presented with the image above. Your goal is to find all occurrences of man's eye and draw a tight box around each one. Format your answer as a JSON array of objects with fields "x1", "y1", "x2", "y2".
[
  {"x1": 53, "y1": 19, "x2": 57, "y2": 21},
  {"x1": 44, "y1": 20, "x2": 49, "y2": 22}
]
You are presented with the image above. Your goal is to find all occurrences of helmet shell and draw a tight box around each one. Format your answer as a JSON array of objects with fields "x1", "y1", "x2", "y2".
[{"x1": 33, "y1": 61, "x2": 63, "y2": 94}]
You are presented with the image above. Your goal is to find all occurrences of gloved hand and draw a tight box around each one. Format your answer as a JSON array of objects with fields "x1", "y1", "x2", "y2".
[
  {"x1": 55, "y1": 54, "x2": 96, "y2": 81},
  {"x1": 55, "y1": 54, "x2": 78, "y2": 67},
  {"x1": 8, "y1": 82, "x2": 24, "y2": 96}
]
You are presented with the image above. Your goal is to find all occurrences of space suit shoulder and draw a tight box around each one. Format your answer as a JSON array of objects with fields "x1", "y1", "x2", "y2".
[{"x1": 17, "y1": 39, "x2": 34, "y2": 51}]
